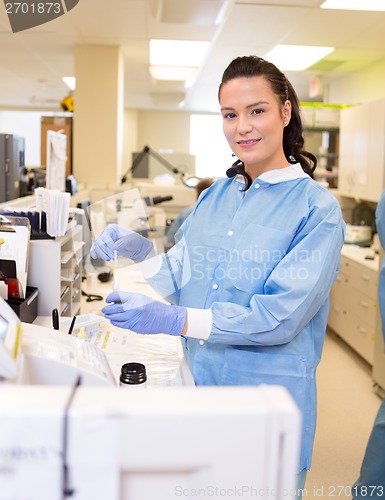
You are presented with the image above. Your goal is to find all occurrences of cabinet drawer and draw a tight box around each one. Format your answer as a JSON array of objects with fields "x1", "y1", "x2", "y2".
[
  {"x1": 340, "y1": 286, "x2": 376, "y2": 327},
  {"x1": 330, "y1": 272, "x2": 348, "y2": 300},
  {"x1": 328, "y1": 307, "x2": 375, "y2": 365},
  {"x1": 340, "y1": 258, "x2": 378, "y2": 300},
  {"x1": 342, "y1": 311, "x2": 375, "y2": 365},
  {"x1": 328, "y1": 300, "x2": 347, "y2": 334},
  {"x1": 329, "y1": 273, "x2": 376, "y2": 326}
]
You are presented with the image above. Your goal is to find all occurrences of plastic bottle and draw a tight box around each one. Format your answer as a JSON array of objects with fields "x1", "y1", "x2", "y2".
[{"x1": 119, "y1": 362, "x2": 147, "y2": 389}]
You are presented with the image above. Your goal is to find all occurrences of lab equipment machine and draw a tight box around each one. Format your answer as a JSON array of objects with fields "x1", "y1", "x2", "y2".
[
  {"x1": 0, "y1": 298, "x2": 302, "y2": 500},
  {"x1": 0, "y1": 385, "x2": 301, "y2": 500},
  {"x1": 0, "y1": 133, "x2": 25, "y2": 203},
  {"x1": 0, "y1": 297, "x2": 115, "y2": 387},
  {"x1": 123, "y1": 145, "x2": 198, "y2": 187}
]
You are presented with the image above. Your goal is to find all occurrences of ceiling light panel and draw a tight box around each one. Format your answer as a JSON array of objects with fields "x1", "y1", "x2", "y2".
[
  {"x1": 150, "y1": 40, "x2": 210, "y2": 67},
  {"x1": 320, "y1": 0, "x2": 385, "y2": 11},
  {"x1": 149, "y1": 66, "x2": 199, "y2": 81},
  {"x1": 152, "y1": 0, "x2": 227, "y2": 24},
  {"x1": 62, "y1": 76, "x2": 76, "y2": 90},
  {"x1": 263, "y1": 45, "x2": 335, "y2": 71}
]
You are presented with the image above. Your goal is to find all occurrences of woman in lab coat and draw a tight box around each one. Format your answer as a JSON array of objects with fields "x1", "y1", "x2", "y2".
[{"x1": 91, "y1": 55, "x2": 345, "y2": 492}]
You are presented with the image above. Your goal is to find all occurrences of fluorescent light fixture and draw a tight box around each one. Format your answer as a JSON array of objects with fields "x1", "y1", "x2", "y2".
[
  {"x1": 62, "y1": 76, "x2": 76, "y2": 90},
  {"x1": 264, "y1": 45, "x2": 335, "y2": 71},
  {"x1": 150, "y1": 39, "x2": 210, "y2": 67},
  {"x1": 149, "y1": 39, "x2": 210, "y2": 81},
  {"x1": 149, "y1": 65, "x2": 199, "y2": 81},
  {"x1": 321, "y1": 0, "x2": 385, "y2": 11}
]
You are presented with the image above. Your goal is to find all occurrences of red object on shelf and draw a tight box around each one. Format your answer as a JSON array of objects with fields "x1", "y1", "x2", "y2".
[{"x1": 6, "y1": 278, "x2": 20, "y2": 298}]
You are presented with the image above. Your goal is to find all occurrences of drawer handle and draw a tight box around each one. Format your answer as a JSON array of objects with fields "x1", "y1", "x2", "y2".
[
  {"x1": 358, "y1": 326, "x2": 368, "y2": 334},
  {"x1": 332, "y1": 305, "x2": 341, "y2": 312},
  {"x1": 361, "y1": 274, "x2": 370, "y2": 281},
  {"x1": 359, "y1": 300, "x2": 369, "y2": 308}
]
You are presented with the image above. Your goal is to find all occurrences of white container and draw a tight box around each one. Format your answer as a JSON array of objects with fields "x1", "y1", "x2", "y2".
[{"x1": 344, "y1": 224, "x2": 372, "y2": 244}]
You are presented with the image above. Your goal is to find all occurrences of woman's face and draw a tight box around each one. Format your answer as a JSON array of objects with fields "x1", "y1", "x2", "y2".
[{"x1": 219, "y1": 76, "x2": 291, "y2": 179}]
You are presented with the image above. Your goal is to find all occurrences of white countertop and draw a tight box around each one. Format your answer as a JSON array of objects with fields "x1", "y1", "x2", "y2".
[
  {"x1": 341, "y1": 244, "x2": 379, "y2": 271},
  {"x1": 33, "y1": 265, "x2": 195, "y2": 387}
]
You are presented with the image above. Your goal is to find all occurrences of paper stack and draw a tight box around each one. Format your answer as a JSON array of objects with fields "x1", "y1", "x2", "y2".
[
  {"x1": 0, "y1": 215, "x2": 31, "y2": 299},
  {"x1": 34, "y1": 188, "x2": 70, "y2": 237}
]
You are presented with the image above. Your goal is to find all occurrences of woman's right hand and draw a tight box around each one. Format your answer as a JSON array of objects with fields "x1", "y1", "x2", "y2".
[{"x1": 90, "y1": 224, "x2": 154, "y2": 262}]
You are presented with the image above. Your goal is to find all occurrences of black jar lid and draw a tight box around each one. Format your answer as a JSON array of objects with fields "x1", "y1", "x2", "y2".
[{"x1": 120, "y1": 362, "x2": 147, "y2": 385}]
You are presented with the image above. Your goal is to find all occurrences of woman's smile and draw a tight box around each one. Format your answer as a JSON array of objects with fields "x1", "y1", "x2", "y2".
[{"x1": 237, "y1": 139, "x2": 260, "y2": 147}]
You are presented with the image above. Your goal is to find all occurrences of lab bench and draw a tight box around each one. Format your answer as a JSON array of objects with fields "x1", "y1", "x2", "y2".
[{"x1": 32, "y1": 264, "x2": 195, "y2": 388}]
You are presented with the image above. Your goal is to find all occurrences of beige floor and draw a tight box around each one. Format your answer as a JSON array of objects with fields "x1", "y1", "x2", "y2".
[{"x1": 304, "y1": 329, "x2": 383, "y2": 499}]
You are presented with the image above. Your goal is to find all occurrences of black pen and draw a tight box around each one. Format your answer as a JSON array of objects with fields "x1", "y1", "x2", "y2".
[
  {"x1": 52, "y1": 308, "x2": 59, "y2": 330},
  {"x1": 68, "y1": 316, "x2": 77, "y2": 335}
]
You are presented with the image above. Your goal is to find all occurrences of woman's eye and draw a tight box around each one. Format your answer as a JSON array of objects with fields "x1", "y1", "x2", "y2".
[
  {"x1": 223, "y1": 112, "x2": 237, "y2": 119},
  {"x1": 251, "y1": 108, "x2": 263, "y2": 115}
]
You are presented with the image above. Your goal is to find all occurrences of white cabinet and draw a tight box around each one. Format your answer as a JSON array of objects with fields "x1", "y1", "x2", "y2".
[
  {"x1": 373, "y1": 247, "x2": 385, "y2": 396},
  {"x1": 328, "y1": 251, "x2": 378, "y2": 365},
  {"x1": 373, "y1": 297, "x2": 385, "y2": 396},
  {"x1": 339, "y1": 99, "x2": 385, "y2": 202},
  {"x1": 27, "y1": 225, "x2": 83, "y2": 317}
]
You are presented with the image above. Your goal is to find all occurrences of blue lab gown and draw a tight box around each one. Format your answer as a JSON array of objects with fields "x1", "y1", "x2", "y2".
[
  {"x1": 376, "y1": 191, "x2": 385, "y2": 345},
  {"x1": 351, "y1": 193, "x2": 385, "y2": 498},
  {"x1": 148, "y1": 164, "x2": 345, "y2": 471}
]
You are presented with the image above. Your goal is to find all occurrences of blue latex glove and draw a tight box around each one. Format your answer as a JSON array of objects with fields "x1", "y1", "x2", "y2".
[
  {"x1": 102, "y1": 291, "x2": 187, "y2": 336},
  {"x1": 90, "y1": 224, "x2": 153, "y2": 262}
]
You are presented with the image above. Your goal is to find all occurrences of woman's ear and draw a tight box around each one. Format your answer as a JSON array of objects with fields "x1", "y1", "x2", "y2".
[{"x1": 282, "y1": 100, "x2": 292, "y2": 126}]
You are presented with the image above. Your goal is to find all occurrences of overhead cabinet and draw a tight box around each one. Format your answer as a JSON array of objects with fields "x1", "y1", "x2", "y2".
[{"x1": 338, "y1": 99, "x2": 385, "y2": 202}]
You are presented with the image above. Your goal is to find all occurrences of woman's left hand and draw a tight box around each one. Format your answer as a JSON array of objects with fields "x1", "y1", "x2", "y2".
[{"x1": 102, "y1": 291, "x2": 187, "y2": 336}]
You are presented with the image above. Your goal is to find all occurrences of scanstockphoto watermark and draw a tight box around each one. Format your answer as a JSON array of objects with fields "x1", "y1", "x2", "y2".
[
  {"x1": 192, "y1": 245, "x2": 323, "y2": 265},
  {"x1": 4, "y1": 0, "x2": 79, "y2": 33},
  {"x1": 192, "y1": 261, "x2": 312, "y2": 282},
  {"x1": 191, "y1": 246, "x2": 323, "y2": 282},
  {"x1": 175, "y1": 484, "x2": 385, "y2": 497},
  {"x1": 174, "y1": 485, "x2": 304, "y2": 497}
]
